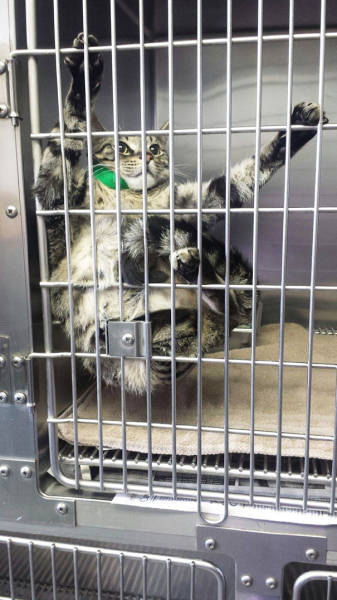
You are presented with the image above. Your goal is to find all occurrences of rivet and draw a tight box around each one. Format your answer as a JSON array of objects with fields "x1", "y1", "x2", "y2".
[
  {"x1": 306, "y1": 548, "x2": 319, "y2": 561},
  {"x1": 0, "y1": 391, "x2": 8, "y2": 402},
  {"x1": 56, "y1": 502, "x2": 68, "y2": 515},
  {"x1": 0, "y1": 465, "x2": 9, "y2": 478},
  {"x1": 0, "y1": 356, "x2": 6, "y2": 369},
  {"x1": 205, "y1": 538, "x2": 216, "y2": 551},
  {"x1": 14, "y1": 392, "x2": 26, "y2": 404},
  {"x1": 265, "y1": 577, "x2": 278, "y2": 590},
  {"x1": 0, "y1": 103, "x2": 9, "y2": 118},
  {"x1": 20, "y1": 466, "x2": 33, "y2": 479},
  {"x1": 0, "y1": 60, "x2": 7, "y2": 75},
  {"x1": 12, "y1": 356, "x2": 24, "y2": 368},
  {"x1": 241, "y1": 575, "x2": 253, "y2": 587},
  {"x1": 6, "y1": 205, "x2": 18, "y2": 218},
  {"x1": 121, "y1": 333, "x2": 135, "y2": 347}
]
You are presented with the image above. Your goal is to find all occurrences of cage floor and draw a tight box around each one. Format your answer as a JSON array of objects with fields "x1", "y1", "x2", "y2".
[{"x1": 59, "y1": 441, "x2": 335, "y2": 502}]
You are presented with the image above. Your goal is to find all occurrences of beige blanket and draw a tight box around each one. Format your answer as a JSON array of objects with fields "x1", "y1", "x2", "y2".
[{"x1": 58, "y1": 323, "x2": 337, "y2": 459}]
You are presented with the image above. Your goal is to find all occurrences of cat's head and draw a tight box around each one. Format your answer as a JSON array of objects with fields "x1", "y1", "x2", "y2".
[{"x1": 93, "y1": 121, "x2": 169, "y2": 190}]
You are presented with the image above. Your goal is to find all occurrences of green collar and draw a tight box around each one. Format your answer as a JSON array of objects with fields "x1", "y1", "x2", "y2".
[{"x1": 93, "y1": 165, "x2": 129, "y2": 190}]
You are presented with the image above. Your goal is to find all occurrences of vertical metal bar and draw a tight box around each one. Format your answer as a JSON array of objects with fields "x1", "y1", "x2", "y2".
[
  {"x1": 52, "y1": 0, "x2": 80, "y2": 489},
  {"x1": 168, "y1": 0, "x2": 177, "y2": 499},
  {"x1": 190, "y1": 562, "x2": 196, "y2": 600},
  {"x1": 329, "y1": 372, "x2": 337, "y2": 514},
  {"x1": 25, "y1": 0, "x2": 59, "y2": 482},
  {"x1": 196, "y1": 0, "x2": 204, "y2": 519},
  {"x1": 275, "y1": 0, "x2": 294, "y2": 509},
  {"x1": 119, "y1": 553, "x2": 125, "y2": 600},
  {"x1": 96, "y1": 550, "x2": 102, "y2": 600},
  {"x1": 327, "y1": 575, "x2": 332, "y2": 600},
  {"x1": 138, "y1": 0, "x2": 153, "y2": 495},
  {"x1": 82, "y1": 0, "x2": 104, "y2": 491},
  {"x1": 110, "y1": 0, "x2": 128, "y2": 493},
  {"x1": 222, "y1": 0, "x2": 233, "y2": 522},
  {"x1": 249, "y1": 0, "x2": 264, "y2": 506},
  {"x1": 6, "y1": 539, "x2": 15, "y2": 600},
  {"x1": 166, "y1": 559, "x2": 172, "y2": 600},
  {"x1": 50, "y1": 544, "x2": 57, "y2": 600},
  {"x1": 303, "y1": 0, "x2": 326, "y2": 511},
  {"x1": 142, "y1": 556, "x2": 147, "y2": 600},
  {"x1": 28, "y1": 542, "x2": 35, "y2": 600},
  {"x1": 73, "y1": 547, "x2": 79, "y2": 600}
]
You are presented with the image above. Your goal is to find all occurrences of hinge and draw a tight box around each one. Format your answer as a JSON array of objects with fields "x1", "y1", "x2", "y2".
[
  {"x1": 0, "y1": 336, "x2": 29, "y2": 405},
  {"x1": 0, "y1": 58, "x2": 21, "y2": 126},
  {"x1": 105, "y1": 321, "x2": 152, "y2": 358}
]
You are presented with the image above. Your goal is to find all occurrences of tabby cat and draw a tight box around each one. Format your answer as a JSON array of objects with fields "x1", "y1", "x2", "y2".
[{"x1": 34, "y1": 32, "x2": 327, "y2": 394}]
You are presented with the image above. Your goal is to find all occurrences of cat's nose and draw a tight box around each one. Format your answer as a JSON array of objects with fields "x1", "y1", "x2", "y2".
[{"x1": 146, "y1": 153, "x2": 152, "y2": 164}]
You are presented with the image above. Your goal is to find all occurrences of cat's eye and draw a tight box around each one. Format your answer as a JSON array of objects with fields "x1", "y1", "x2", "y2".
[
  {"x1": 149, "y1": 143, "x2": 162, "y2": 156},
  {"x1": 119, "y1": 141, "x2": 130, "y2": 155}
]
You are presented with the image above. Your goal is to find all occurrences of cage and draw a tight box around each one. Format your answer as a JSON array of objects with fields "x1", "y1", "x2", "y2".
[{"x1": 1, "y1": 0, "x2": 337, "y2": 598}]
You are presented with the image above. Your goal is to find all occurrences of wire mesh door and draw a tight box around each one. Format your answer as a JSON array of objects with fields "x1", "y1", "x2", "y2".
[
  {"x1": 0, "y1": 535, "x2": 225, "y2": 600},
  {"x1": 10, "y1": 0, "x2": 337, "y2": 520}
]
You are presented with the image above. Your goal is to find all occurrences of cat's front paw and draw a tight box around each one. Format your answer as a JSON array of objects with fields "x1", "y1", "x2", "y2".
[
  {"x1": 172, "y1": 247, "x2": 200, "y2": 282},
  {"x1": 291, "y1": 102, "x2": 328, "y2": 126},
  {"x1": 65, "y1": 32, "x2": 103, "y2": 94}
]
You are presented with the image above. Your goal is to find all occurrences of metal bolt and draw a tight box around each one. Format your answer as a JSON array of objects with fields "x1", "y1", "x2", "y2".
[
  {"x1": 205, "y1": 538, "x2": 216, "y2": 551},
  {"x1": 306, "y1": 548, "x2": 319, "y2": 561},
  {"x1": 121, "y1": 333, "x2": 135, "y2": 347},
  {"x1": 20, "y1": 466, "x2": 33, "y2": 479},
  {"x1": 0, "y1": 60, "x2": 7, "y2": 75},
  {"x1": 12, "y1": 356, "x2": 24, "y2": 368},
  {"x1": 241, "y1": 575, "x2": 253, "y2": 587},
  {"x1": 0, "y1": 391, "x2": 8, "y2": 402},
  {"x1": 265, "y1": 577, "x2": 278, "y2": 590},
  {"x1": 14, "y1": 391, "x2": 26, "y2": 404},
  {"x1": 56, "y1": 502, "x2": 68, "y2": 515},
  {"x1": 0, "y1": 465, "x2": 9, "y2": 478},
  {"x1": 0, "y1": 356, "x2": 6, "y2": 369},
  {"x1": 0, "y1": 104, "x2": 9, "y2": 118},
  {"x1": 6, "y1": 205, "x2": 18, "y2": 218}
]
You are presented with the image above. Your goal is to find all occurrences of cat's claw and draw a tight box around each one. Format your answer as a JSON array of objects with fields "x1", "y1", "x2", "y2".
[
  {"x1": 172, "y1": 247, "x2": 200, "y2": 282},
  {"x1": 291, "y1": 101, "x2": 328, "y2": 126},
  {"x1": 64, "y1": 32, "x2": 103, "y2": 93}
]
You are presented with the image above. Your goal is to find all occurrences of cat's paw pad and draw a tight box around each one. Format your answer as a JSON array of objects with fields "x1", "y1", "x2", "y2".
[
  {"x1": 291, "y1": 102, "x2": 328, "y2": 126},
  {"x1": 65, "y1": 32, "x2": 103, "y2": 92},
  {"x1": 172, "y1": 247, "x2": 200, "y2": 282}
]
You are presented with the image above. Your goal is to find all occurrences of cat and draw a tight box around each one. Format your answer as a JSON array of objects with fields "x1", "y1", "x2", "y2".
[{"x1": 34, "y1": 32, "x2": 328, "y2": 394}]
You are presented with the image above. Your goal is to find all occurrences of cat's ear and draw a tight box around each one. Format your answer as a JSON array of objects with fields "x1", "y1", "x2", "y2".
[
  {"x1": 160, "y1": 120, "x2": 169, "y2": 130},
  {"x1": 92, "y1": 112, "x2": 105, "y2": 132}
]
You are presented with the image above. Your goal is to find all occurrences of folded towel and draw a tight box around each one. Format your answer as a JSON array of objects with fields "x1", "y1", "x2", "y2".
[{"x1": 58, "y1": 323, "x2": 337, "y2": 459}]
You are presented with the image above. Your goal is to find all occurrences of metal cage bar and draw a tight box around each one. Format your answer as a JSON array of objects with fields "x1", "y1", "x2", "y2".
[
  {"x1": 81, "y1": 0, "x2": 104, "y2": 491},
  {"x1": 275, "y1": 0, "x2": 295, "y2": 509},
  {"x1": 138, "y1": 0, "x2": 153, "y2": 496},
  {"x1": 303, "y1": 0, "x2": 327, "y2": 511},
  {"x1": 110, "y1": 0, "x2": 128, "y2": 494},
  {"x1": 52, "y1": 0, "x2": 80, "y2": 489}
]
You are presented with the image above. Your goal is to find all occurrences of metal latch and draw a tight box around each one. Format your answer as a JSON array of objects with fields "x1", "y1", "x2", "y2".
[
  {"x1": 0, "y1": 58, "x2": 20, "y2": 125},
  {"x1": 105, "y1": 321, "x2": 152, "y2": 358}
]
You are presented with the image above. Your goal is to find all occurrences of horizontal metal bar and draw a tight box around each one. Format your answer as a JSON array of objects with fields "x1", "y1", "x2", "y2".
[
  {"x1": 30, "y1": 123, "x2": 337, "y2": 138},
  {"x1": 35, "y1": 206, "x2": 337, "y2": 217},
  {"x1": 30, "y1": 351, "x2": 337, "y2": 369},
  {"x1": 9, "y1": 30, "x2": 337, "y2": 59},
  {"x1": 49, "y1": 415, "x2": 335, "y2": 441},
  {"x1": 40, "y1": 280, "x2": 337, "y2": 291}
]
